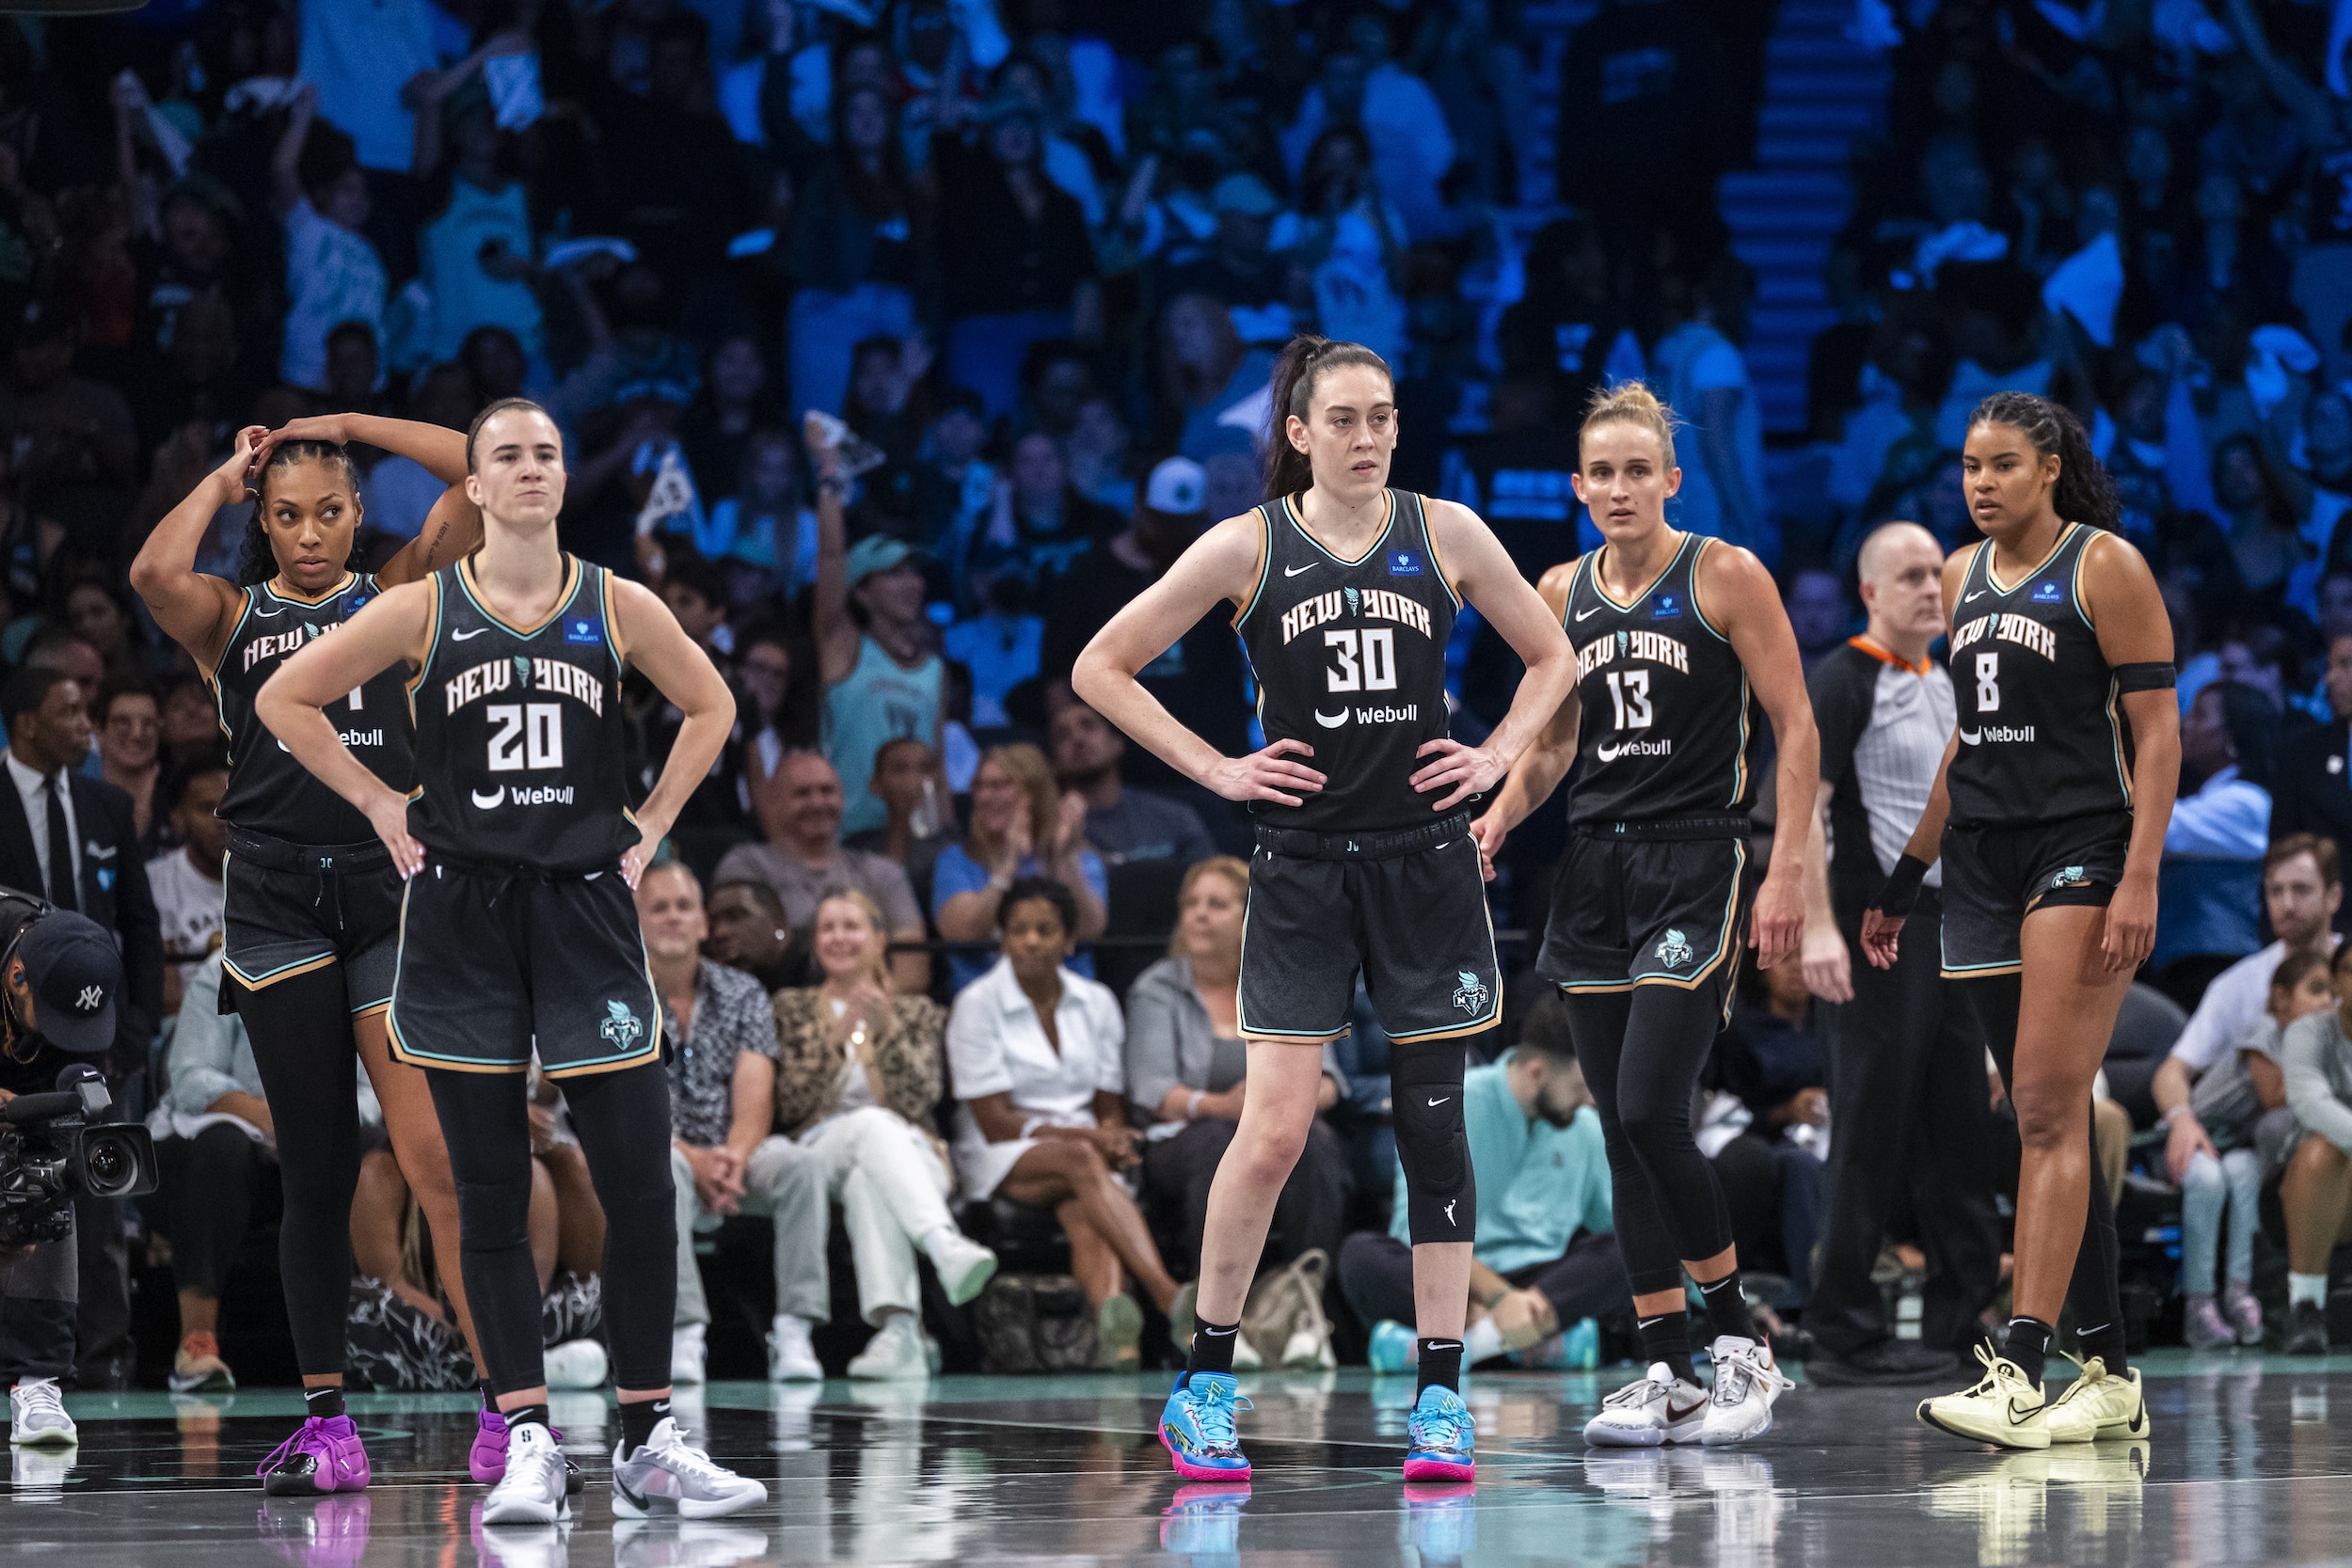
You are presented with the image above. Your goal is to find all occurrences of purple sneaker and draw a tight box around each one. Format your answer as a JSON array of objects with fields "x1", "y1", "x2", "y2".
[
  {"x1": 259, "y1": 1416, "x2": 370, "y2": 1496},
  {"x1": 469, "y1": 1407, "x2": 583, "y2": 1495}
]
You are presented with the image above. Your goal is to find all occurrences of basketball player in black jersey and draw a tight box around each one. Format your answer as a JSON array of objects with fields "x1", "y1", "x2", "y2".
[
  {"x1": 256, "y1": 399, "x2": 766, "y2": 1526},
  {"x1": 1867, "y1": 392, "x2": 2177, "y2": 1449},
  {"x1": 130, "y1": 415, "x2": 485, "y2": 1495},
  {"x1": 1076, "y1": 337, "x2": 1577, "y2": 1483},
  {"x1": 1474, "y1": 384, "x2": 1817, "y2": 1449}
]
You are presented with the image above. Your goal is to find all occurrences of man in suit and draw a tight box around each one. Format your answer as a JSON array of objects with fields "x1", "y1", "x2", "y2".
[
  {"x1": 2272, "y1": 634, "x2": 2352, "y2": 932},
  {"x1": 0, "y1": 668, "x2": 162, "y2": 1388}
]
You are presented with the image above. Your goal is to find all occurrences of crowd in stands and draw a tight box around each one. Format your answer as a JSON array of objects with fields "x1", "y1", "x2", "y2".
[{"x1": 0, "y1": 0, "x2": 2347, "y2": 1386}]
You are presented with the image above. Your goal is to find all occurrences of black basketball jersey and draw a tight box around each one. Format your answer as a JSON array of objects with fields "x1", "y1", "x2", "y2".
[
  {"x1": 214, "y1": 573, "x2": 412, "y2": 845},
  {"x1": 1946, "y1": 521, "x2": 2133, "y2": 827},
  {"x1": 1560, "y1": 533, "x2": 1761, "y2": 827},
  {"x1": 1235, "y1": 491, "x2": 1457, "y2": 833},
  {"x1": 407, "y1": 555, "x2": 639, "y2": 873}
]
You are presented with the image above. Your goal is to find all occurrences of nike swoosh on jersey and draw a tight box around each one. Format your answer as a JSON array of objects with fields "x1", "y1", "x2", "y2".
[
  {"x1": 452, "y1": 626, "x2": 491, "y2": 641},
  {"x1": 1963, "y1": 590, "x2": 1989, "y2": 601},
  {"x1": 1574, "y1": 605, "x2": 1604, "y2": 621},
  {"x1": 1956, "y1": 728, "x2": 1981, "y2": 745},
  {"x1": 1284, "y1": 563, "x2": 1317, "y2": 577},
  {"x1": 1313, "y1": 708, "x2": 1349, "y2": 727},
  {"x1": 250, "y1": 604, "x2": 285, "y2": 617}
]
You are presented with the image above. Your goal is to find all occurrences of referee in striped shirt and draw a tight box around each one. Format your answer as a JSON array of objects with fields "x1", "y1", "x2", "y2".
[{"x1": 1799, "y1": 522, "x2": 2004, "y2": 1386}]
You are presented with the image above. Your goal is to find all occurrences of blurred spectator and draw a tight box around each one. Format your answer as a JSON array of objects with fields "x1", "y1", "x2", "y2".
[
  {"x1": 1162, "y1": 293, "x2": 1273, "y2": 467},
  {"x1": 637, "y1": 863, "x2": 828, "y2": 1387},
  {"x1": 946, "y1": 876, "x2": 1180, "y2": 1370},
  {"x1": 978, "y1": 430, "x2": 1122, "y2": 594},
  {"x1": 843, "y1": 736, "x2": 953, "y2": 909},
  {"x1": 704, "y1": 877, "x2": 810, "y2": 994},
  {"x1": 1292, "y1": 128, "x2": 1408, "y2": 368},
  {"x1": 680, "y1": 336, "x2": 784, "y2": 507},
  {"x1": 715, "y1": 750, "x2": 928, "y2": 995},
  {"x1": 770, "y1": 891, "x2": 997, "y2": 1379},
  {"x1": 1149, "y1": 173, "x2": 1289, "y2": 324},
  {"x1": 272, "y1": 86, "x2": 385, "y2": 395},
  {"x1": 1049, "y1": 700, "x2": 1214, "y2": 869},
  {"x1": 1783, "y1": 568, "x2": 1851, "y2": 675},
  {"x1": 1279, "y1": 15, "x2": 1454, "y2": 244},
  {"x1": 2272, "y1": 635, "x2": 2352, "y2": 889},
  {"x1": 360, "y1": 363, "x2": 479, "y2": 543},
  {"x1": 2155, "y1": 680, "x2": 2279, "y2": 987},
  {"x1": 412, "y1": 97, "x2": 542, "y2": 365},
  {"x1": 701, "y1": 428, "x2": 818, "y2": 589},
  {"x1": 934, "y1": 743, "x2": 1107, "y2": 993},
  {"x1": 2279, "y1": 940, "x2": 2352, "y2": 1354},
  {"x1": 1654, "y1": 261, "x2": 1772, "y2": 562},
  {"x1": 943, "y1": 577, "x2": 1043, "y2": 728},
  {"x1": 736, "y1": 626, "x2": 816, "y2": 806},
  {"x1": 294, "y1": 0, "x2": 439, "y2": 185},
  {"x1": 1337, "y1": 991, "x2": 1628, "y2": 1372},
  {"x1": 93, "y1": 676, "x2": 159, "y2": 844},
  {"x1": 1554, "y1": 0, "x2": 1735, "y2": 263},
  {"x1": 0, "y1": 300, "x2": 138, "y2": 546},
  {"x1": 1709, "y1": 959, "x2": 1830, "y2": 1301},
  {"x1": 1131, "y1": 859, "x2": 1350, "y2": 1284},
  {"x1": 145, "y1": 747, "x2": 227, "y2": 1012},
  {"x1": 788, "y1": 84, "x2": 926, "y2": 419}
]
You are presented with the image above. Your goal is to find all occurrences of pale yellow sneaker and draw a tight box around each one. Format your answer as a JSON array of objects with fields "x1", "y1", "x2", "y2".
[
  {"x1": 2042, "y1": 1357, "x2": 2150, "y2": 1444},
  {"x1": 1917, "y1": 1346, "x2": 2050, "y2": 1449}
]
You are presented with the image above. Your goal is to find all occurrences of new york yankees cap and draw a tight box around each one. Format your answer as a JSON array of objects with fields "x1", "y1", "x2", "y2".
[{"x1": 17, "y1": 911, "x2": 121, "y2": 1056}]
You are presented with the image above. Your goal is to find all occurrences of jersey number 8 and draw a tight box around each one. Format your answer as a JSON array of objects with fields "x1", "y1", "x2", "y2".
[
  {"x1": 1975, "y1": 651, "x2": 1999, "y2": 713},
  {"x1": 1325, "y1": 628, "x2": 1397, "y2": 692},
  {"x1": 486, "y1": 702, "x2": 564, "y2": 771}
]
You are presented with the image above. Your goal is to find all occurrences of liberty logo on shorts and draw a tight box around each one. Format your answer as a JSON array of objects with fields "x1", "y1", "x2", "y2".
[
  {"x1": 1655, "y1": 928, "x2": 1694, "y2": 968},
  {"x1": 1452, "y1": 970, "x2": 1490, "y2": 1013},
  {"x1": 2052, "y1": 865, "x2": 2090, "y2": 888},
  {"x1": 599, "y1": 1000, "x2": 644, "y2": 1049}
]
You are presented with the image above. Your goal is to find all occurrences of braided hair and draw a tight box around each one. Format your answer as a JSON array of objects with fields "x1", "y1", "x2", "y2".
[
  {"x1": 1263, "y1": 334, "x2": 1394, "y2": 500},
  {"x1": 236, "y1": 439, "x2": 366, "y2": 586},
  {"x1": 1967, "y1": 390, "x2": 2121, "y2": 534}
]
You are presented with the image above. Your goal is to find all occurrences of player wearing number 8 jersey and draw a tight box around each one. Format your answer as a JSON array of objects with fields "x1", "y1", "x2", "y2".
[
  {"x1": 1075, "y1": 336, "x2": 1577, "y2": 1483},
  {"x1": 1473, "y1": 383, "x2": 1817, "y2": 1448},
  {"x1": 1865, "y1": 393, "x2": 2178, "y2": 1451}
]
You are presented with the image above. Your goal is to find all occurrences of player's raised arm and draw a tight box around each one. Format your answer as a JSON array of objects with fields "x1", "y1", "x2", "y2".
[
  {"x1": 1469, "y1": 561, "x2": 1582, "y2": 877},
  {"x1": 254, "y1": 582, "x2": 437, "y2": 875},
  {"x1": 609, "y1": 575, "x2": 738, "y2": 886},
  {"x1": 1411, "y1": 499, "x2": 1576, "y2": 812},
  {"x1": 128, "y1": 425, "x2": 264, "y2": 667},
  {"x1": 1073, "y1": 515, "x2": 1328, "y2": 808}
]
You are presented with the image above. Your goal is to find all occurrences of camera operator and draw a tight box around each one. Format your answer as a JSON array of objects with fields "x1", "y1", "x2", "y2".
[{"x1": 0, "y1": 895, "x2": 128, "y2": 1447}]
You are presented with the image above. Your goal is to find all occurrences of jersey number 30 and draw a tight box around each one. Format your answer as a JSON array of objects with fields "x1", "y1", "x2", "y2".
[
  {"x1": 485, "y1": 703, "x2": 564, "y2": 771},
  {"x1": 1325, "y1": 628, "x2": 1397, "y2": 692}
]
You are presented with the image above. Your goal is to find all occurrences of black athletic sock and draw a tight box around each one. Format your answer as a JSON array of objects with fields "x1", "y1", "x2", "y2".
[
  {"x1": 2075, "y1": 1319, "x2": 2128, "y2": 1376},
  {"x1": 304, "y1": 1386, "x2": 345, "y2": 1420},
  {"x1": 2004, "y1": 1318, "x2": 2054, "y2": 1386},
  {"x1": 504, "y1": 1402, "x2": 550, "y2": 1433},
  {"x1": 1187, "y1": 1317, "x2": 1241, "y2": 1378},
  {"x1": 481, "y1": 1381, "x2": 496, "y2": 1410},
  {"x1": 1638, "y1": 1309, "x2": 1698, "y2": 1386},
  {"x1": 1699, "y1": 1271, "x2": 1756, "y2": 1343},
  {"x1": 1416, "y1": 1338, "x2": 1463, "y2": 1399},
  {"x1": 619, "y1": 1397, "x2": 670, "y2": 1453}
]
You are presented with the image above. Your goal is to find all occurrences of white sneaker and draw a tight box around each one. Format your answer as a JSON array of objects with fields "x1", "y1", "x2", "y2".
[
  {"x1": 1279, "y1": 1323, "x2": 1338, "y2": 1370},
  {"x1": 847, "y1": 1314, "x2": 929, "y2": 1381},
  {"x1": 767, "y1": 1315, "x2": 822, "y2": 1382},
  {"x1": 923, "y1": 1230, "x2": 998, "y2": 1307},
  {"x1": 611, "y1": 1417, "x2": 769, "y2": 1519},
  {"x1": 1232, "y1": 1334, "x2": 1264, "y2": 1371},
  {"x1": 1583, "y1": 1362, "x2": 1709, "y2": 1447},
  {"x1": 483, "y1": 1421, "x2": 570, "y2": 1526},
  {"x1": 8, "y1": 1380, "x2": 75, "y2": 1449},
  {"x1": 1701, "y1": 1336, "x2": 1793, "y2": 1446},
  {"x1": 670, "y1": 1323, "x2": 707, "y2": 1387},
  {"x1": 544, "y1": 1338, "x2": 610, "y2": 1391}
]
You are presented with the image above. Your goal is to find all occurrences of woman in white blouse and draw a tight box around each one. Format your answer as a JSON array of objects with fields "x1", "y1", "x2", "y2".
[{"x1": 948, "y1": 877, "x2": 1181, "y2": 1370}]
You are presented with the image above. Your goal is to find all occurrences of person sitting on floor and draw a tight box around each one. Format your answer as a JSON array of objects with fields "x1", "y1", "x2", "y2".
[
  {"x1": 1335, "y1": 991, "x2": 1628, "y2": 1372},
  {"x1": 771, "y1": 890, "x2": 999, "y2": 1379}
]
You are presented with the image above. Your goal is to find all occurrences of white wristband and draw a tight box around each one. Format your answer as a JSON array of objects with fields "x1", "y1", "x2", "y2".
[{"x1": 1186, "y1": 1090, "x2": 1206, "y2": 1120}]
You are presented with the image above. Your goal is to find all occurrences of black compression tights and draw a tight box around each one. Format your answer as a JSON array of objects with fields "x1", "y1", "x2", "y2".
[
  {"x1": 236, "y1": 967, "x2": 369, "y2": 1378},
  {"x1": 1565, "y1": 985, "x2": 1736, "y2": 1296},
  {"x1": 426, "y1": 1061, "x2": 676, "y2": 1395},
  {"x1": 1963, "y1": 973, "x2": 2125, "y2": 1349}
]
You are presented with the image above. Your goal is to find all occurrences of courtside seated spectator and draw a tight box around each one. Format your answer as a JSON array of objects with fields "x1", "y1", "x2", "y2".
[
  {"x1": 2280, "y1": 941, "x2": 2352, "y2": 1354},
  {"x1": 704, "y1": 879, "x2": 811, "y2": 995},
  {"x1": 2153, "y1": 681, "x2": 2277, "y2": 990},
  {"x1": 1052, "y1": 701, "x2": 1216, "y2": 870},
  {"x1": 145, "y1": 748, "x2": 230, "y2": 1011},
  {"x1": 843, "y1": 737, "x2": 955, "y2": 911},
  {"x1": 934, "y1": 744, "x2": 1108, "y2": 993}
]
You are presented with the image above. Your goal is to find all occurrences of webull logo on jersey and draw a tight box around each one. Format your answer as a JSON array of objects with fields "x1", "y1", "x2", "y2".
[
  {"x1": 1279, "y1": 587, "x2": 1432, "y2": 645},
  {"x1": 469, "y1": 784, "x2": 576, "y2": 809},
  {"x1": 443, "y1": 654, "x2": 607, "y2": 716},
  {"x1": 1312, "y1": 704, "x2": 1421, "y2": 728}
]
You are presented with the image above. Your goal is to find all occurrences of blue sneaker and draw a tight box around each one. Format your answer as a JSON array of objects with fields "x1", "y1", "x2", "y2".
[
  {"x1": 1403, "y1": 1386, "x2": 1475, "y2": 1481},
  {"x1": 1369, "y1": 1320, "x2": 1417, "y2": 1374},
  {"x1": 1160, "y1": 1371, "x2": 1252, "y2": 1481}
]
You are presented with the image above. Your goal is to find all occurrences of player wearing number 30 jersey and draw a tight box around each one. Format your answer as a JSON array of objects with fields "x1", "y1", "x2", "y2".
[{"x1": 1474, "y1": 382, "x2": 1818, "y2": 1449}]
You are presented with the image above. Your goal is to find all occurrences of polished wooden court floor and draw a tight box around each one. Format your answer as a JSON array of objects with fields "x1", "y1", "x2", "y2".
[{"x1": 8, "y1": 1351, "x2": 2350, "y2": 1564}]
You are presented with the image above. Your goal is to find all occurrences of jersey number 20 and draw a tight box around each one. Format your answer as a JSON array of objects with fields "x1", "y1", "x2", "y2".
[
  {"x1": 1325, "y1": 628, "x2": 1396, "y2": 692},
  {"x1": 486, "y1": 703, "x2": 564, "y2": 771}
]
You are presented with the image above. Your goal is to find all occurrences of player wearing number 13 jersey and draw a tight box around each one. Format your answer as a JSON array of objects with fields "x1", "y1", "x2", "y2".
[{"x1": 1475, "y1": 383, "x2": 1819, "y2": 1447}]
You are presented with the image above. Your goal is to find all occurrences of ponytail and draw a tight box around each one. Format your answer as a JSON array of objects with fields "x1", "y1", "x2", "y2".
[
  {"x1": 238, "y1": 438, "x2": 365, "y2": 586},
  {"x1": 1262, "y1": 334, "x2": 1393, "y2": 501},
  {"x1": 1968, "y1": 390, "x2": 2121, "y2": 534}
]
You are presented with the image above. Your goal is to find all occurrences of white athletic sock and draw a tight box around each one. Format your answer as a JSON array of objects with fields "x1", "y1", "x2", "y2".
[
  {"x1": 1463, "y1": 1318, "x2": 1505, "y2": 1365},
  {"x1": 2291, "y1": 1272, "x2": 2329, "y2": 1309}
]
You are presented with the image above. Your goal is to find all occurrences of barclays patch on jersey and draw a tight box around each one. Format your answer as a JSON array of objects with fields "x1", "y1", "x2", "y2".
[
  {"x1": 1653, "y1": 592, "x2": 1684, "y2": 621},
  {"x1": 2031, "y1": 581, "x2": 2063, "y2": 604},
  {"x1": 1387, "y1": 549, "x2": 1424, "y2": 577},
  {"x1": 564, "y1": 615, "x2": 601, "y2": 645}
]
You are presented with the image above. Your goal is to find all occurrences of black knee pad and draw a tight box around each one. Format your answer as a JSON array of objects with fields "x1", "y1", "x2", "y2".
[
  {"x1": 1391, "y1": 1043, "x2": 1475, "y2": 1244},
  {"x1": 453, "y1": 1176, "x2": 532, "y2": 1254}
]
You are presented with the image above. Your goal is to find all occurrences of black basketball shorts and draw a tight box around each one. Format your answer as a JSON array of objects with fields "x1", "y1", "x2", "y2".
[
  {"x1": 222, "y1": 831, "x2": 404, "y2": 1015},
  {"x1": 386, "y1": 856, "x2": 661, "y2": 1079},
  {"x1": 1237, "y1": 815, "x2": 1501, "y2": 1044},
  {"x1": 1938, "y1": 812, "x2": 2132, "y2": 979},
  {"x1": 1536, "y1": 822, "x2": 1755, "y2": 1019}
]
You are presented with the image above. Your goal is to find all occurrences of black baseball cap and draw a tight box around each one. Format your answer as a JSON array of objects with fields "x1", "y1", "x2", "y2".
[{"x1": 16, "y1": 911, "x2": 120, "y2": 1056}]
